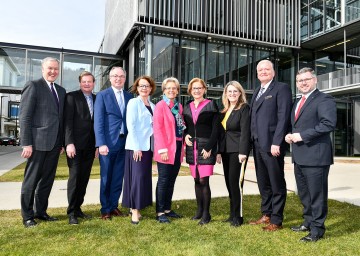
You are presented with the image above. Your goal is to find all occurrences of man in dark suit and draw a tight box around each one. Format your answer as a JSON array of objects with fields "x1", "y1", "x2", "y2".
[
  {"x1": 19, "y1": 57, "x2": 66, "y2": 228},
  {"x1": 285, "y1": 67, "x2": 336, "y2": 242},
  {"x1": 64, "y1": 71, "x2": 98, "y2": 225},
  {"x1": 249, "y1": 60, "x2": 292, "y2": 231},
  {"x1": 94, "y1": 67, "x2": 132, "y2": 220}
]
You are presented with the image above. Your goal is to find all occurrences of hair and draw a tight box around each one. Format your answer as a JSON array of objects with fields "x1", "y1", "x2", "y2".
[
  {"x1": 110, "y1": 66, "x2": 127, "y2": 76},
  {"x1": 221, "y1": 81, "x2": 247, "y2": 113},
  {"x1": 161, "y1": 77, "x2": 180, "y2": 92},
  {"x1": 41, "y1": 57, "x2": 60, "y2": 66},
  {"x1": 256, "y1": 59, "x2": 274, "y2": 71},
  {"x1": 187, "y1": 77, "x2": 207, "y2": 95},
  {"x1": 131, "y1": 75, "x2": 156, "y2": 95},
  {"x1": 297, "y1": 67, "x2": 316, "y2": 77},
  {"x1": 78, "y1": 71, "x2": 95, "y2": 82}
]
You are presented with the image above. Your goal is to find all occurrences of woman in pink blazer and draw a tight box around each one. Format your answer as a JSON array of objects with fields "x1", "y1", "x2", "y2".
[{"x1": 153, "y1": 77, "x2": 185, "y2": 223}]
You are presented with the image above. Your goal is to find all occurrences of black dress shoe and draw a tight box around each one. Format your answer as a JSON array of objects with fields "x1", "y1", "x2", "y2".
[
  {"x1": 69, "y1": 216, "x2": 79, "y2": 225},
  {"x1": 198, "y1": 215, "x2": 211, "y2": 225},
  {"x1": 165, "y1": 210, "x2": 182, "y2": 218},
  {"x1": 230, "y1": 217, "x2": 244, "y2": 227},
  {"x1": 300, "y1": 233, "x2": 323, "y2": 242},
  {"x1": 23, "y1": 219, "x2": 37, "y2": 228},
  {"x1": 291, "y1": 225, "x2": 310, "y2": 232},
  {"x1": 35, "y1": 213, "x2": 59, "y2": 221},
  {"x1": 76, "y1": 211, "x2": 92, "y2": 219},
  {"x1": 223, "y1": 216, "x2": 233, "y2": 223}
]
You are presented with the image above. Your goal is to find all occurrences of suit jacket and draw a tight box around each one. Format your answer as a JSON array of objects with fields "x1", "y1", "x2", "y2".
[
  {"x1": 94, "y1": 87, "x2": 132, "y2": 151},
  {"x1": 153, "y1": 100, "x2": 184, "y2": 165},
  {"x1": 291, "y1": 89, "x2": 337, "y2": 166},
  {"x1": 250, "y1": 80, "x2": 292, "y2": 152},
  {"x1": 19, "y1": 77, "x2": 66, "y2": 151},
  {"x1": 64, "y1": 90, "x2": 96, "y2": 150},
  {"x1": 125, "y1": 96, "x2": 155, "y2": 151},
  {"x1": 218, "y1": 104, "x2": 251, "y2": 155}
]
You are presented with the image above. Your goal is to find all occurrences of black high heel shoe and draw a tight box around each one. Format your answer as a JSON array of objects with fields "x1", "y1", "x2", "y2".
[{"x1": 198, "y1": 215, "x2": 211, "y2": 225}]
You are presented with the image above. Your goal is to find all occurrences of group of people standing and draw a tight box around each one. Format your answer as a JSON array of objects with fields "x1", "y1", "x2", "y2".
[{"x1": 19, "y1": 57, "x2": 336, "y2": 243}]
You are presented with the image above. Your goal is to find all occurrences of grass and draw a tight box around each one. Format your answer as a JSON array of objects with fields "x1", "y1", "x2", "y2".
[
  {"x1": 0, "y1": 154, "x2": 191, "y2": 182},
  {"x1": 0, "y1": 194, "x2": 359, "y2": 255}
]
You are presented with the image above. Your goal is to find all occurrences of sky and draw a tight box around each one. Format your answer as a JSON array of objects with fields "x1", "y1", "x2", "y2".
[{"x1": 0, "y1": 0, "x2": 105, "y2": 52}]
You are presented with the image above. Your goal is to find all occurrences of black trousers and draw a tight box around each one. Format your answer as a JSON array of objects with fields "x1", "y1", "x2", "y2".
[
  {"x1": 253, "y1": 140, "x2": 287, "y2": 225},
  {"x1": 21, "y1": 145, "x2": 61, "y2": 221},
  {"x1": 294, "y1": 163, "x2": 329, "y2": 237},
  {"x1": 221, "y1": 152, "x2": 243, "y2": 218},
  {"x1": 66, "y1": 147, "x2": 96, "y2": 216}
]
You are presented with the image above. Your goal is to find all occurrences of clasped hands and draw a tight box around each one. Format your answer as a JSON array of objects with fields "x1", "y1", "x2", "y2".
[
  {"x1": 285, "y1": 133, "x2": 303, "y2": 144},
  {"x1": 185, "y1": 134, "x2": 211, "y2": 160}
]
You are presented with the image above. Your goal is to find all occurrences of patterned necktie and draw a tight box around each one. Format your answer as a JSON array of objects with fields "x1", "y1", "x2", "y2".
[
  {"x1": 50, "y1": 83, "x2": 59, "y2": 110},
  {"x1": 117, "y1": 90, "x2": 124, "y2": 115},
  {"x1": 295, "y1": 96, "x2": 306, "y2": 120},
  {"x1": 85, "y1": 95, "x2": 93, "y2": 118},
  {"x1": 255, "y1": 87, "x2": 265, "y2": 101}
]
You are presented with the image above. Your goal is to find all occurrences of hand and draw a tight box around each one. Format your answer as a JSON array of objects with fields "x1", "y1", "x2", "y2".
[
  {"x1": 238, "y1": 154, "x2": 247, "y2": 163},
  {"x1": 99, "y1": 145, "x2": 109, "y2": 156},
  {"x1": 185, "y1": 134, "x2": 193, "y2": 146},
  {"x1": 66, "y1": 144, "x2": 76, "y2": 158},
  {"x1": 270, "y1": 145, "x2": 280, "y2": 157},
  {"x1": 160, "y1": 152, "x2": 169, "y2": 161},
  {"x1": 216, "y1": 154, "x2": 222, "y2": 164},
  {"x1": 285, "y1": 134, "x2": 293, "y2": 144},
  {"x1": 60, "y1": 147, "x2": 65, "y2": 154},
  {"x1": 201, "y1": 149, "x2": 211, "y2": 159},
  {"x1": 95, "y1": 148, "x2": 99, "y2": 158},
  {"x1": 133, "y1": 150, "x2": 142, "y2": 162},
  {"x1": 21, "y1": 146, "x2": 32, "y2": 159},
  {"x1": 291, "y1": 133, "x2": 303, "y2": 143}
]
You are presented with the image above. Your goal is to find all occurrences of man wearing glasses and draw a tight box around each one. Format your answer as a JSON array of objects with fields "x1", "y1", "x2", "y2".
[
  {"x1": 285, "y1": 68, "x2": 336, "y2": 242},
  {"x1": 94, "y1": 67, "x2": 133, "y2": 220}
]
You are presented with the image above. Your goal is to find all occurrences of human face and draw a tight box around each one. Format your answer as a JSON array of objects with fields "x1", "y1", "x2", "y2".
[
  {"x1": 256, "y1": 61, "x2": 275, "y2": 85},
  {"x1": 42, "y1": 60, "x2": 59, "y2": 83},
  {"x1": 137, "y1": 79, "x2": 151, "y2": 97},
  {"x1": 109, "y1": 68, "x2": 126, "y2": 90},
  {"x1": 226, "y1": 85, "x2": 240, "y2": 105},
  {"x1": 80, "y1": 75, "x2": 95, "y2": 95},
  {"x1": 296, "y1": 72, "x2": 317, "y2": 94},
  {"x1": 163, "y1": 81, "x2": 178, "y2": 100},
  {"x1": 191, "y1": 81, "x2": 205, "y2": 100}
]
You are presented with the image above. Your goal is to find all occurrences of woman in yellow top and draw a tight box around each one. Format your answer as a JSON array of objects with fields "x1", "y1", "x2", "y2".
[{"x1": 217, "y1": 81, "x2": 251, "y2": 227}]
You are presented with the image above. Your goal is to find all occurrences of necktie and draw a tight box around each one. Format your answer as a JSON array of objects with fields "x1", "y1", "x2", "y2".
[
  {"x1": 256, "y1": 87, "x2": 265, "y2": 101},
  {"x1": 117, "y1": 90, "x2": 124, "y2": 115},
  {"x1": 85, "y1": 95, "x2": 93, "y2": 118},
  {"x1": 295, "y1": 96, "x2": 306, "y2": 120},
  {"x1": 50, "y1": 83, "x2": 59, "y2": 110}
]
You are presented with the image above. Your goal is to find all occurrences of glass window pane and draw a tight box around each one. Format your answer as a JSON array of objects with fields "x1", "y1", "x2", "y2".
[
  {"x1": 62, "y1": 54, "x2": 93, "y2": 92},
  {"x1": 94, "y1": 57, "x2": 122, "y2": 92},
  {"x1": 26, "y1": 51, "x2": 60, "y2": 83},
  {"x1": 0, "y1": 47, "x2": 26, "y2": 88}
]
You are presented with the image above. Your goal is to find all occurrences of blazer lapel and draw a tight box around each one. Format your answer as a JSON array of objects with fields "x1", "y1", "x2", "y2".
[{"x1": 294, "y1": 89, "x2": 319, "y2": 123}]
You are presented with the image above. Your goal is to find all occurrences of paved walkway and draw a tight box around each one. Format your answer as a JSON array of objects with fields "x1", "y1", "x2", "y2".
[{"x1": 0, "y1": 149, "x2": 359, "y2": 210}]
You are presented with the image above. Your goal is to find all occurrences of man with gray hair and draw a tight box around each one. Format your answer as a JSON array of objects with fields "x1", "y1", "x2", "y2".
[{"x1": 19, "y1": 57, "x2": 66, "y2": 228}]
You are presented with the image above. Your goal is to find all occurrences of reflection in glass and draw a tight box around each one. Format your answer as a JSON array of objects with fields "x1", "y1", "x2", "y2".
[{"x1": 0, "y1": 47, "x2": 26, "y2": 88}]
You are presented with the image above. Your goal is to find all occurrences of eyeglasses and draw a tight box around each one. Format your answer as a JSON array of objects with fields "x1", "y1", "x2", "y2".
[
  {"x1": 138, "y1": 84, "x2": 151, "y2": 89},
  {"x1": 110, "y1": 75, "x2": 126, "y2": 79},
  {"x1": 227, "y1": 90, "x2": 239, "y2": 94},
  {"x1": 192, "y1": 87, "x2": 204, "y2": 91},
  {"x1": 165, "y1": 87, "x2": 178, "y2": 91},
  {"x1": 296, "y1": 77, "x2": 313, "y2": 83}
]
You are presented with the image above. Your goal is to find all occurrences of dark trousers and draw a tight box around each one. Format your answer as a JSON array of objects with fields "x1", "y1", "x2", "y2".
[
  {"x1": 66, "y1": 147, "x2": 96, "y2": 216},
  {"x1": 294, "y1": 163, "x2": 329, "y2": 237},
  {"x1": 221, "y1": 152, "x2": 243, "y2": 218},
  {"x1": 99, "y1": 137, "x2": 126, "y2": 214},
  {"x1": 155, "y1": 141, "x2": 181, "y2": 213},
  {"x1": 21, "y1": 145, "x2": 61, "y2": 221},
  {"x1": 253, "y1": 140, "x2": 287, "y2": 225}
]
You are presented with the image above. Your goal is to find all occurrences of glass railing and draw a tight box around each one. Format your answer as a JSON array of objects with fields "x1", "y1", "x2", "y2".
[{"x1": 317, "y1": 67, "x2": 360, "y2": 90}]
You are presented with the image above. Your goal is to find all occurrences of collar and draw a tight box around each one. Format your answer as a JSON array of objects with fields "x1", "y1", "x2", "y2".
[
  {"x1": 260, "y1": 79, "x2": 272, "y2": 91},
  {"x1": 111, "y1": 86, "x2": 123, "y2": 94}
]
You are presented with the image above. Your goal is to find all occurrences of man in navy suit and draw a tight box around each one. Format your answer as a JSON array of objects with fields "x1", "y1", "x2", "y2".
[
  {"x1": 285, "y1": 67, "x2": 336, "y2": 242},
  {"x1": 19, "y1": 57, "x2": 66, "y2": 228},
  {"x1": 94, "y1": 67, "x2": 132, "y2": 220},
  {"x1": 249, "y1": 60, "x2": 292, "y2": 231},
  {"x1": 64, "y1": 71, "x2": 98, "y2": 225}
]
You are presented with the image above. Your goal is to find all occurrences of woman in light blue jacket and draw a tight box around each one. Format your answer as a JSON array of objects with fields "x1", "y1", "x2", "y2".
[{"x1": 122, "y1": 75, "x2": 156, "y2": 225}]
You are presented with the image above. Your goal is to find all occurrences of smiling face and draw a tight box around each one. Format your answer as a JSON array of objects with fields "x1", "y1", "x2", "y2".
[
  {"x1": 42, "y1": 60, "x2": 59, "y2": 83},
  {"x1": 137, "y1": 78, "x2": 152, "y2": 97},
  {"x1": 226, "y1": 85, "x2": 240, "y2": 105},
  {"x1": 163, "y1": 81, "x2": 178, "y2": 100},
  {"x1": 256, "y1": 60, "x2": 275, "y2": 85},
  {"x1": 109, "y1": 67, "x2": 126, "y2": 90},
  {"x1": 190, "y1": 81, "x2": 206, "y2": 101},
  {"x1": 80, "y1": 75, "x2": 95, "y2": 95},
  {"x1": 296, "y1": 71, "x2": 317, "y2": 94}
]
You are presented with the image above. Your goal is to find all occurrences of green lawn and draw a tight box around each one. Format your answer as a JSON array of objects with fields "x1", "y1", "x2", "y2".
[{"x1": 0, "y1": 194, "x2": 359, "y2": 255}]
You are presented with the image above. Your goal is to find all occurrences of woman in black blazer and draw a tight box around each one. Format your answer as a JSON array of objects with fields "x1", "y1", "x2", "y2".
[{"x1": 217, "y1": 81, "x2": 251, "y2": 227}]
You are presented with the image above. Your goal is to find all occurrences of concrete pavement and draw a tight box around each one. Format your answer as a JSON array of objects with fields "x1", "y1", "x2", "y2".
[{"x1": 0, "y1": 147, "x2": 359, "y2": 210}]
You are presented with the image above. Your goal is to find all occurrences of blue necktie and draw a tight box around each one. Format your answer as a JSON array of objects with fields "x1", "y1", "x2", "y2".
[
  {"x1": 117, "y1": 91, "x2": 125, "y2": 134},
  {"x1": 85, "y1": 95, "x2": 93, "y2": 118},
  {"x1": 255, "y1": 87, "x2": 265, "y2": 101},
  {"x1": 50, "y1": 83, "x2": 59, "y2": 110}
]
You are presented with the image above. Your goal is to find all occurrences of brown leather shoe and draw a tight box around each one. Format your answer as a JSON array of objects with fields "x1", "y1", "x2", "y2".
[
  {"x1": 110, "y1": 208, "x2": 126, "y2": 217},
  {"x1": 249, "y1": 215, "x2": 270, "y2": 225},
  {"x1": 101, "y1": 213, "x2": 111, "y2": 220},
  {"x1": 262, "y1": 223, "x2": 283, "y2": 231}
]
